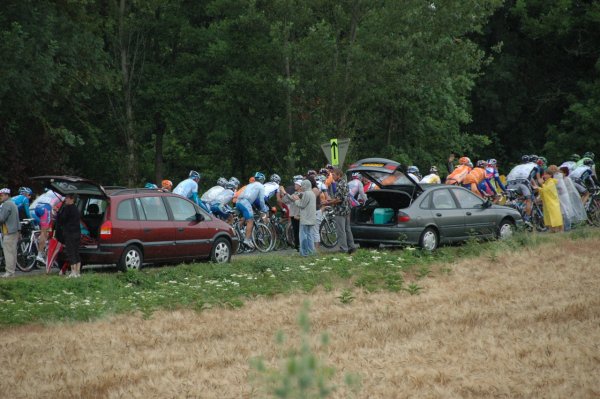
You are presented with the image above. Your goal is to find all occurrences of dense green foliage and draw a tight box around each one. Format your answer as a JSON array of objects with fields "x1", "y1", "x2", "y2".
[{"x1": 0, "y1": 0, "x2": 598, "y2": 187}]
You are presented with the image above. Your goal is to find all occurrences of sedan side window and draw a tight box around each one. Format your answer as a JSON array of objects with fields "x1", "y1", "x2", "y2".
[
  {"x1": 453, "y1": 189, "x2": 484, "y2": 208},
  {"x1": 165, "y1": 196, "x2": 196, "y2": 221},
  {"x1": 419, "y1": 193, "x2": 432, "y2": 209},
  {"x1": 139, "y1": 196, "x2": 169, "y2": 221},
  {"x1": 432, "y1": 189, "x2": 457, "y2": 209}
]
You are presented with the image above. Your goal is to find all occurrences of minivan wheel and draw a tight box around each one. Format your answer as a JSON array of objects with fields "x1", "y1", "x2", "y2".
[
  {"x1": 211, "y1": 237, "x2": 231, "y2": 263},
  {"x1": 119, "y1": 245, "x2": 143, "y2": 271},
  {"x1": 419, "y1": 227, "x2": 438, "y2": 251}
]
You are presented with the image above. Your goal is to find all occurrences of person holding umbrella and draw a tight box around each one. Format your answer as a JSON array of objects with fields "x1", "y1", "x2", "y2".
[{"x1": 54, "y1": 193, "x2": 82, "y2": 277}]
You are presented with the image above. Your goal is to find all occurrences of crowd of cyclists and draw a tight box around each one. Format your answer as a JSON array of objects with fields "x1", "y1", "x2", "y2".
[{"x1": 1, "y1": 150, "x2": 598, "y2": 276}]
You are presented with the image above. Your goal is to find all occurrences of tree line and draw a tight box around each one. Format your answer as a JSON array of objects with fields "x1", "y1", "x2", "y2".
[{"x1": 1, "y1": 0, "x2": 598, "y2": 188}]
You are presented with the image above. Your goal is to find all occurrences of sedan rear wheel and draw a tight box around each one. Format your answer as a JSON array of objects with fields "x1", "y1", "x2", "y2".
[
  {"x1": 211, "y1": 237, "x2": 231, "y2": 263},
  {"x1": 419, "y1": 227, "x2": 438, "y2": 251}
]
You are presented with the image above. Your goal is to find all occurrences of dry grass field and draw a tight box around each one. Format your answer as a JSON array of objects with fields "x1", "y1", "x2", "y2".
[{"x1": 1, "y1": 238, "x2": 599, "y2": 398}]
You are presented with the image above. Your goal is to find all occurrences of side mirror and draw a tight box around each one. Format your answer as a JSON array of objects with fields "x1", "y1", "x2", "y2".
[
  {"x1": 482, "y1": 199, "x2": 492, "y2": 209},
  {"x1": 195, "y1": 212, "x2": 204, "y2": 222}
]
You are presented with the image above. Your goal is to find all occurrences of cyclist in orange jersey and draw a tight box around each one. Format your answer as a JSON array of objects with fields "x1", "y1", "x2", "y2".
[
  {"x1": 445, "y1": 157, "x2": 472, "y2": 185},
  {"x1": 462, "y1": 160, "x2": 496, "y2": 197}
]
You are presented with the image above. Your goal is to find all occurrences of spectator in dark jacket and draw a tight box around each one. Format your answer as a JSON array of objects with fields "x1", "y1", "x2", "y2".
[{"x1": 55, "y1": 193, "x2": 82, "y2": 277}]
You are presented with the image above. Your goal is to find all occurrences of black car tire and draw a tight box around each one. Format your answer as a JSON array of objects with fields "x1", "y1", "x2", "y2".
[
  {"x1": 119, "y1": 245, "x2": 143, "y2": 271},
  {"x1": 211, "y1": 237, "x2": 231, "y2": 263},
  {"x1": 419, "y1": 227, "x2": 438, "y2": 251},
  {"x1": 497, "y1": 219, "x2": 515, "y2": 240}
]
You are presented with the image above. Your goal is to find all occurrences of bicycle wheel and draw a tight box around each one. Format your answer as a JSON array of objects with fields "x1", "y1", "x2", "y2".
[
  {"x1": 285, "y1": 222, "x2": 295, "y2": 247},
  {"x1": 532, "y1": 205, "x2": 547, "y2": 232},
  {"x1": 587, "y1": 198, "x2": 600, "y2": 227},
  {"x1": 252, "y1": 222, "x2": 274, "y2": 253},
  {"x1": 319, "y1": 218, "x2": 338, "y2": 248},
  {"x1": 16, "y1": 238, "x2": 37, "y2": 272}
]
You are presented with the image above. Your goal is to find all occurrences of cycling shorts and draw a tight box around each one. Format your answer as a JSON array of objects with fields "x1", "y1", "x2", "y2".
[
  {"x1": 210, "y1": 203, "x2": 231, "y2": 221},
  {"x1": 507, "y1": 182, "x2": 531, "y2": 198},
  {"x1": 35, "y1": 203, "x2": 53, "y2": 229},
  {"x1": 235, "y1": 199, "x2": 253, "y2": 220}
]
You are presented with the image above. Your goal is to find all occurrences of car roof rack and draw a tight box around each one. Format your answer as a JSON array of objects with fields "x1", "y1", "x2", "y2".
[{"x1": 108, "y1": 188, "x2": 170, "y2": 196}]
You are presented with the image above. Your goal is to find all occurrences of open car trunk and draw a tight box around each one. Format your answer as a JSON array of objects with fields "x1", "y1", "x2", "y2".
[{"x1": 352, "y1": 189, "x2": 413, "y2": 225}]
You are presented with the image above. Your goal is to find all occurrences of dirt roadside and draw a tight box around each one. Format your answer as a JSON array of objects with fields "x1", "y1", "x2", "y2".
[{"x1": 1, "y1": 238, "x2": 599, "y2": 398}]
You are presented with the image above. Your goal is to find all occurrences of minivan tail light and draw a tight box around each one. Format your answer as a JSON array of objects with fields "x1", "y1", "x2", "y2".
[
  {"x1": 100, "y1": 220, "x2": 112, "y2": 239},
  {"x1": 397, "y1": 212, "x2": 411, "y2": 223}
]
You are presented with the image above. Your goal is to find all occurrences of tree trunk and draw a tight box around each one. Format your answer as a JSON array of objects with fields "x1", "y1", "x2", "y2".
[
  {"x1": 154, "y1": 113, "x2": 166, "y2": 184},
  {"x1": 119, "y1": 0, "x2": 138, "y2": 187}
]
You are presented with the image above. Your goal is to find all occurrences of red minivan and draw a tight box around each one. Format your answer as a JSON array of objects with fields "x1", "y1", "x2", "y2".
[{"x1": 33, "y1": 176, "x2": 239, "y2": 270}]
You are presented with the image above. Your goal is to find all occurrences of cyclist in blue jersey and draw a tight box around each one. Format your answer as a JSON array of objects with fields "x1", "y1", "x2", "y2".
[
  {"x1": 173, "y1": 170, "x2": 210, "y2": 213},
  {"x1": 486, "y1": 159, "x2": 506, "y2": 193},
  {"x1": 236, "y1": 172, "x2": 269, "y2": 248},
  {"x1": 12, "y1": 187, "x2": 34, "y2": 221}
]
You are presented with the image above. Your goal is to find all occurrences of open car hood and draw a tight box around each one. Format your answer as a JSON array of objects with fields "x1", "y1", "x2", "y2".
[
  {"x1": 347, "y1": 157, "x2": 424, "y2": 195},
  {"x1": 31, "y1": 175, "x2": 108, "y2": 198}
]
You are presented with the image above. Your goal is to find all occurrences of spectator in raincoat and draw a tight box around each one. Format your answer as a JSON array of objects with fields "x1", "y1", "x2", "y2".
[{"x1": 532, "y1": 166, "x2": 563, "y2": 232}]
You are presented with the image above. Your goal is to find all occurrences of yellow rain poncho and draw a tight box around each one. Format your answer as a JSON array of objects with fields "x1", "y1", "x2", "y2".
[{"x1": 538, "y1": 177, "x2": 563, "y2": 228}]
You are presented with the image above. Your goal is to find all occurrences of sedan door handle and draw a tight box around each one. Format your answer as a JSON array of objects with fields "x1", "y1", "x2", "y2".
[
  {"x1": 177, "y1": 228, "x2": 184, "y2": 232},
  {"x1": 466, "y1": 212, "x2": 472, "y2": 216},
  {"x1": 143, "y1": 228, "x2": 152, "y2": 233},
  {"x1": 435, "y1": 213, "x2": 442, "y2": 217}
]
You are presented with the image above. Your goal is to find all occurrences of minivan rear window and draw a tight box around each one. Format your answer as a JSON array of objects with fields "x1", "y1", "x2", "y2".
[
  {"x1": 117, "y1": 199, "x2": 136, "y2": 220},
  {"x1": 139, "y1": 196, "x2": 169, "y2": 221}
]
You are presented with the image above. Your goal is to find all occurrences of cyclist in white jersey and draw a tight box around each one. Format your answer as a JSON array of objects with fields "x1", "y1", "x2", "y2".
[
  {"x1": 347, "y1": 172, "x2": 367, "y2": 205},
  {"x1": 420, "y1": 166, "x2": 441, "y2": 184},
  {"x1": 201, "y1": 177, "x2": 227, "y2": 203}
]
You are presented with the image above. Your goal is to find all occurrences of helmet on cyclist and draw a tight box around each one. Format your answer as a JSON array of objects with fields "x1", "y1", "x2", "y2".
[
  {"x1": 144, "y1": 183, "x2": 158, "y2": 189},
  {"x1": 270, "y1": 174, "x2": 281, "y2": 184},
  {"x1": 584, "y1": 151, "x2": 595, "y2": 160},
  {"x1": 326, "y1": 164, "x2": 334, "y2": 170},
  {"x1": 189, "y1": 170, "x2": 201, "y2": 180},
  {"x1": 583, "y1": 158, "x2": 594, "y2": 166},
  {"x1": 254, "y1": 172, "x2": 266, "y2": 183},
  {"x1": 521, "y1": 155, "x2": 531, "y2": 163},
  {"x1": 216, "y1": 177, "x2": 228, "y2": 187},
  {"x1": 293, "y1": 175, "x2": 303, "y2": 182},
  {"x1": 307, "y1": 169, "x2": 317, "y2": 177},
  {"x1": 161, "y1": 180, "x2": 173, "y2": 190},
  {"x1": 18, "y1": 187, "x2": 33, "y2": 196},
  {"x1": 529, "y1": 155, "x2": 539, "y2": 162},
  {"x1": 225, "y1": 181, "x2": 236, "y2": 190},
  {"x1": 458, "y1": 156, "x2": 470, "y2": 165},
  {"x1": 407, "y1": 166, "x2": 419, "y2": 174},
  {"x1": 429, "y1": 166, "x2": 439, "y2": 174},
  {"x1": 570, "y1": 153, "x2": 581, "y2": 162},
  {"x1": 487, "y1": 158, "x2": 497, "y2": 166},
  {"x1": 476, "y1": 160, "x2": 487, "y2": 168},
  {"x1": 351, "y1": 172, "x2": 361, "y2": 179},
  {"x1": 228, "y1": 177, "x2": 240, "y2": 188},
  {"x1": 538, "y1": 156, "x2": 547, "y2": 165},
  {"x1": 319, "y1": 168, "x2": 329, "y2": 176},
  {"x1": 316, "y1": 174, "x2": 326, "y2": 183}
]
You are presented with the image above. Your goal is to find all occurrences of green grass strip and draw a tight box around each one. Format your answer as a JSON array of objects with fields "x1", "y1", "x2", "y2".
[{"x1": 1, "y1": 227, "x2": 599, "y2": 327}]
